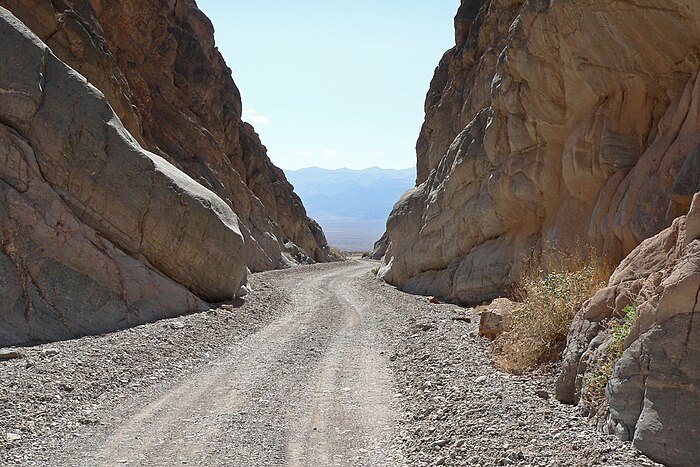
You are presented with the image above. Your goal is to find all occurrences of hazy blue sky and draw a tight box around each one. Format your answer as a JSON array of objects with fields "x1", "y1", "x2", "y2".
[{"x1": 197, "y1": 1, "x2": 459, "y2": 170}]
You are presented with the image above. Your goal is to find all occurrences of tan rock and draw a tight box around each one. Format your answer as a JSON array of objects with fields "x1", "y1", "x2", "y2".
[
  {"x1": 0, "y1": 0, "x2": 334, "y2": 271},
  {"x1": 380, "y1": 0, "x2": 700, "y2": 306},
  {"x1": 0, "y1": 351, "x2": 20, "y2": 360},
  {"x1": 478, "y1": 298, "x2": 515, "y2": 340}
]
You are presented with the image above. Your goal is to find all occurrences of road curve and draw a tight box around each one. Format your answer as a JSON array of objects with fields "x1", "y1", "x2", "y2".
[{"x1": 68, "y1": 261, "x2": 405, "y2": 466}]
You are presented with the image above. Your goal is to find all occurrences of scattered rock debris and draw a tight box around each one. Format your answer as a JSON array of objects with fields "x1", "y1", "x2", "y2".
[{"x1": 0, "y1": 263, "x2": 662, "y2": 466}]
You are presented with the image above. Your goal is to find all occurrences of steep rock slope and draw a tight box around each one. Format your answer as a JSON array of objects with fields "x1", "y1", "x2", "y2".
[
  {"x1": 380, "y1": 0, "x2": 700, "y2": 303},
  {"x1": 557, "y1": 194, "x2": 700, "y2": 466},
  {"x1": 1, "y1": 0, "x2": 333, "y2": 271},
  {"x1": 0, "y1": 7, "x2": 246, "y2": 346}
]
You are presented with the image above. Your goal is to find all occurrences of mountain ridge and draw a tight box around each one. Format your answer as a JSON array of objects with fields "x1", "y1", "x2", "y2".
[{"x1": 286, "y1": 166, "x2": 415, "y2": 250}]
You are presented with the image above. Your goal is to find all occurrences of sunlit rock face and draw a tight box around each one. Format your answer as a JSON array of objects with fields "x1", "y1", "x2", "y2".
[
  {"x1": 380, "y1": 0, "x2": 700, "y2": 303},
  {"x1": 0, "y1": 0, "x2": 334, "y2": 272},
  {"x1": 0, "y1": 0, "x2": 335, "y2": 345}
]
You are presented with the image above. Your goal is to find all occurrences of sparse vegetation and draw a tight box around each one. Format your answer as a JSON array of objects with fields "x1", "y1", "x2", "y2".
[
  {"x1": 493, "y1": 247, "x2": 611, "y2": 373},
  {"x1": 583, "y1": 305, "x2": 638, "y2": 404}
]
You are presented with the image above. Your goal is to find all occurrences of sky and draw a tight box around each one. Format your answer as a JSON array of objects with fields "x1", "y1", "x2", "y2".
[{"x1": 197, "y1": 1, "x2": 459, "y2": 170}]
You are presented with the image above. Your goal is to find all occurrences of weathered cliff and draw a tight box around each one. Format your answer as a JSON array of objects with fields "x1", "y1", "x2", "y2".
[
  {"x1": 380, "y1": 0, "x2": 700, "y2": 303},
  {"x1": 0, "y1": 0, "x2": 334, "y2": 345},
  {"x1": 379, "y1": 0, "x2": 700, "y2": 463},
  {"x1": 0, "y1": 0, "x2": 333, "y2": 271},
  {"x1": 0, "y1": 6, "x2": 246, "y2": 345}
]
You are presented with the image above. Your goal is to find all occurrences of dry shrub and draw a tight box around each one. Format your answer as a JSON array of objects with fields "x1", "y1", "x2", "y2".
[{"x1": 493, "y1": 246, "x2": 612, "y2": 373}]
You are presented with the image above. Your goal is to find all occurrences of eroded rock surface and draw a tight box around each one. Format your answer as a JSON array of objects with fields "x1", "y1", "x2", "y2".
[
  {"x1": 0, "y1": 0, "x2": 338, "y2": 345},
  {"x1": 0, "y1": 7, "x2": 246, "y2": 346},
  {"x1": 557, "y1": 193, "x2": 700, "y2": 466},
  {"x1": 0, "y1": 0, "x2": 333, "y2": 271},
  {"x1": 380, "y1": 0, "x2": 700, "y2": 303}
]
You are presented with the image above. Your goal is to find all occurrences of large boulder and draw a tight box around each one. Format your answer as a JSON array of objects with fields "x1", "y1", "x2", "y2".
[
  {"x1": 380, "y1": 0, "x2": 700, "y2": 304},
  {"x1": 557, "y1": 193, "x2": 700, "y2": 466},
  {"x1": 0, "y1": 7, "x2": 246, "y2": 346}
]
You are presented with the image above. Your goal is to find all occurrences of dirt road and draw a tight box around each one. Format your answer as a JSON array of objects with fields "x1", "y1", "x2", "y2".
[
  {"x1": 3, "y1": 261, "x2": 661, "y2": 466},
  {"x1": 65, "y1": 261, "x2": 404, "y2": 466}
]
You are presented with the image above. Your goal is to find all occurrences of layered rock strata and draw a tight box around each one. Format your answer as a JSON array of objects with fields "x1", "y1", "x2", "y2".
[
  {"x1": 0, "y1": 0, "x2": 333, "y2": 271},
  {"x1": 557, "y1": 194, "x2": 700, "y2": 466},
  {"x1": 380, "y1": 0, "x2": 700, "y2": 303},
  {"x1": 0, "y1": 7, "x2": 246, "y2": 345}
]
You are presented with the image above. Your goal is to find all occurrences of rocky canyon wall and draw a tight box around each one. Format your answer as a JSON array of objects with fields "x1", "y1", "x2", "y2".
[
  {"x1": 379, "y1": 1, "x2": 700, "y2": 464},
  {"x1": 558, "y1": 194, "x2": 700, "y2": 466},
  {"x1": 0, "y1": 0, "x2": 332, "y2": 346},
  {"x1": 380, "y1": 0, "x2": 700, "y2": 304},
  {"x1": 0, "y1": 0, "x2": 333, "y2": 272}
]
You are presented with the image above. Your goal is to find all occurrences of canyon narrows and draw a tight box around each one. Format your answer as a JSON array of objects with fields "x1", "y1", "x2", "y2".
[{"x1": 1, "y1": 0, "x2": 699, "y2": 465}]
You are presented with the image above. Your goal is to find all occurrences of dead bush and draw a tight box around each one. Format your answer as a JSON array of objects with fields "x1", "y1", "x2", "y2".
[{"x1": 492, "y1": 246, "x2": 611, "y2": 373}]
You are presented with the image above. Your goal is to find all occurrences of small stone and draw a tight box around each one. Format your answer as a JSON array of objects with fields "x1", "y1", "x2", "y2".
[
  {"x1": 6, "y1": 432, "x2": 21, "y2": 441},
  {"x1": 429, "y1": 296, "x2": 441, "y2": 304},
  {"x1": 41, "y1": 348, "x2": 60, "y2": 357},
  {"x1": 475, "y1": 375, "x2": 487, "y2": 383},
  {"x1": 435, "y1": 456, "x2": 446, "y2": 465},
  {"x1": 433, "y1": 439, "x2": 449, "y2": 447},
  {"x1": 0, "y1": 350, "x2": 20, "y2": 360},
  {"x1": 535, "y1": 389, "x2": 550, "y2": 400},
  {"x1": 170, "y1": 321, "x2": 185, "y2": 330},
  {"x1": 221, "y1": 304, "x2": 235, "y2": 311},
  {"x1": 451, "y1": 316, "x2": 471, "y2": 323}
]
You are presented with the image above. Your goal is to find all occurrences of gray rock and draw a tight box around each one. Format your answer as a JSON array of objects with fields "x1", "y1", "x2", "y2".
[
  {"x1": 41, "y1": 348, "x2": 60, "y2": 358},
  {"x1": 560, "y1": 194, "x2": 700, "y2": 466},
  {"x1": 0, "y1": 7, "x2": 246, "y2": 346}
]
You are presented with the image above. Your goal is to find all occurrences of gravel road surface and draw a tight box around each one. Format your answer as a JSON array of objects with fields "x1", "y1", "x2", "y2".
[{"x1": 1, "y1": 261, "x2": 660, "y2": 466}]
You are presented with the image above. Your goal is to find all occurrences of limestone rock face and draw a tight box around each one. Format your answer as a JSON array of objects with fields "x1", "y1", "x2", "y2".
[
  {"x1": 380, "y1": 0, "x2": 700, "y2": 303},
  {"x1": 0, "y1": 7, "x2": 246, "y2": 345},
  {"x1": 557, "y1": 194, "x2": 700, "y2": 466},
  {"x1": 0, "y1": 0, "x2": 333, "y2": 271}
]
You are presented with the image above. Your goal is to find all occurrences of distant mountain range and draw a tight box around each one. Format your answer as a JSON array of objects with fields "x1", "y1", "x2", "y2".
[{"x1": 285, "y1": 167, "x2": 416, "y2": 251}]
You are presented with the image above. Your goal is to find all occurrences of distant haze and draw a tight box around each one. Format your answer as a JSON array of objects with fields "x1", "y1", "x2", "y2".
[{"x1": 286, "y1": 167, "x2": 416, "y2": 251}]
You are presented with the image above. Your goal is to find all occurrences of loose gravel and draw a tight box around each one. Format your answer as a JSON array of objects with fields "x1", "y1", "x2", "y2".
[
  {"x1": 0, "y1": 273, "x2": 287, "y2": 466},
  {"x1": 356, "y1": 270, "x2": 661, "y2": 467},
  {"x1": 1, "y1": 261, "x2": 662, "y2": 466}
]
